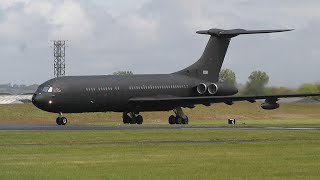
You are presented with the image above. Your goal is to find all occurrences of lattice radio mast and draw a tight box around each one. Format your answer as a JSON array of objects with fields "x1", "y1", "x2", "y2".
[{"x1": 53, "y1": 40, "x2": 66, "y2": 77}]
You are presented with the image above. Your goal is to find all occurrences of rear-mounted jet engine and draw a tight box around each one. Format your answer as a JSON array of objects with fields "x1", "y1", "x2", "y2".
[{"x1": 196, "y1": 83, "x2": 238, "y2": 96}]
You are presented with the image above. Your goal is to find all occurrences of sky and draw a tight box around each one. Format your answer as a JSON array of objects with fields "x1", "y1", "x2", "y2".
[{"x1": 0, "y1": 0, "x2": 319, "y2": 87}]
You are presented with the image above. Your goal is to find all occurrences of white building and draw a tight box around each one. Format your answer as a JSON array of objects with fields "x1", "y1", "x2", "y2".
[{"x1": 0, "y1": 95, "x2": 33, "y2": 104}]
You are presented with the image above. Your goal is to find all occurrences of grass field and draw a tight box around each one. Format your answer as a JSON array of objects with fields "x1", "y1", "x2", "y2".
[
  {"x1": 1, "y1": 102, "x2": 320, "y2": 126},
  {"x1": 0, "y1": 130, "x2": 320, "y2": 179},
  {"x1": 0, "y1": 103, "x2": 320, "y2": 179}
]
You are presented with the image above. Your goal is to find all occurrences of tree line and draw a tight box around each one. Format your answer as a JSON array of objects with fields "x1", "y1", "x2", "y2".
[
  {"x1": 219, "y1": 69, "x2": 320, "y2": 99},
  {"x1": 0, "y1": 84, "x2": 39, "y2": 94}
]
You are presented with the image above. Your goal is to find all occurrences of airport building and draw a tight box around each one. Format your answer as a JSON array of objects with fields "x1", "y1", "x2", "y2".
[{"x1": 0, "y1": 95, "x2": 33, "y2": 104}]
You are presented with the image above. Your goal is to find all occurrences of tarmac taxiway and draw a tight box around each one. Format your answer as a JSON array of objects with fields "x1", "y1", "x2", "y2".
[{"x1": 0, "y1": 124, "x2": 320, "y2": 131}]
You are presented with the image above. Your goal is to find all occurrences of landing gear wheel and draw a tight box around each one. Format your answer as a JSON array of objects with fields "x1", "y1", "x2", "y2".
[
  {"x1": 129, "y1": 117, "x2": 137, "y2": 124},
  {"x1": 169, "y1": 115, "x2": 176, "y2": 124},
  {"x1": 123, "y1": 114, "x2": 130, "y2": 124},
  {"x1": 172, "y1": 107, "x2": 189, "y2": 125},
  {"x1": 61, "y1": 117, "x2": 68, "y2": 125},
  {"x1": 136, "y1": 115, "x2": 143, "y2": 125},
  {"x1": 175, "y1": 116, "x2": 183, "y2": 124},
  {"x1": 56, "y1": 117, "x2": 67, "y2": 125},
  {"x1": 182, "y1": 116, "x2": 189, "y2": 124},
  {"x1": 56, "y1": 117, "x2": 62, "y2": 125}
]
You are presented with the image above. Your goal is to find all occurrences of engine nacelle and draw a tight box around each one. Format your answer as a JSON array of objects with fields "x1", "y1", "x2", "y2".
[
  {"x1": 196, "y1": 83, "x2": 207, "y2": 95},
  {"x1": 261, "y1": 102, "x2": 280, "y2": 110},
  {"x1": 196, "y1": 83, "x2": 238, "y2": 96},
  {"x1": 207, "y1": 83, "x2": 218, "y2": 95},
  {"x1": 210, "y1": 83, "x2": 238, "y2": 96}
]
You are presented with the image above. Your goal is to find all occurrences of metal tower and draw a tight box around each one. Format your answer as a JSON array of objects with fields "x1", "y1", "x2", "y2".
[{"x1": 53, "y1": 40, "x2": 66, "y2": 77}]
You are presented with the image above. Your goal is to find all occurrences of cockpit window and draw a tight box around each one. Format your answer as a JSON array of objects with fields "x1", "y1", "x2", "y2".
[
  {"x1": 48, "y1": 87, "x2": 53, "y2": 93},
  {"x1": 41, "y1": 86, "x2": 61, "y2": 93},
  {"x1": 42, "y1": 86, "x2": 50, "y2": 92},
  {"x1": 54, "y1": 87, "x2": 61, "y2": 92}
]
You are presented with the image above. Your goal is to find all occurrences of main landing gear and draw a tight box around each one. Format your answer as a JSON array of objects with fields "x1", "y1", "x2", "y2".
[
  {"x1": 56, "y1": 112, "x2": 68, "y2": 125},
  {"x1": 122, "y1": 108, "x2": 188, "y2": 125},
  {"x1": 168, "y1": 107, "x2": 189, "y2": 125},
  {"x1": 123, "y1": 112, "x2": 143, "y2": 125}
]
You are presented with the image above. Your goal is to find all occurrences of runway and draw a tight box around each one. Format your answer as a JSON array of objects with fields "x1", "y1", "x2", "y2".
[
  {"x1": 1, "y1": 124, "x2": 320, "y2": 131},
  {"x1": 0, "y1": 124, "x2": 319, "y2": 146}
]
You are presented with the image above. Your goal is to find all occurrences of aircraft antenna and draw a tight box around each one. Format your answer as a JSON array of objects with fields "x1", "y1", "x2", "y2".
[{"x1": 52, "y1": 40, "x2": 67, "y2": 77}]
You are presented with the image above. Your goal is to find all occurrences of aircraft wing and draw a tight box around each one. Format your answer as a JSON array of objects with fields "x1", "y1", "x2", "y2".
[{"x1": 129, "y1": 93, "x2": 320, "y2": 108}]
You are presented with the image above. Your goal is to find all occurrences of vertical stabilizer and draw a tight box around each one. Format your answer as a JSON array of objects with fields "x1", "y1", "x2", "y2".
[{"x1": 174, "y1": 28, "x2": 293, "y2": 82}]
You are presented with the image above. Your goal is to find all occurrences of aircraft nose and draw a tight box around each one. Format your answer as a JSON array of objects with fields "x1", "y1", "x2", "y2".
[
  {"x1": 32, "y1": 93, "x2": 37, "y2": 103},
  {"x1": 32, "y1": 93, "x2": 47, "y2": 108},
  {"x1": 32, "y1": 93, "x2": 40, "y2": 106}
]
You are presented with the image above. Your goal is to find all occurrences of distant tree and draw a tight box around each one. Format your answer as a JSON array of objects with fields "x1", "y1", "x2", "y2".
[
  {"x1": 244, "y1": 71, "x2": 269, "y2": 95},
  {"x1": 298, "y1": 83, "x2": 320, "y2": 100},
  {"x1": 298, "y1": 83, "x2": 318, "y2": 93},
  {"x1": 20, "y1": 84, "x2": 27, "y2": 89},
  {"x1": 26, "y1": 84, "x2": 39, "y2": 91},
  {"x1": 113, "y1": 71, "x2": 133, "y2": 76},
  {"x1": 0, "y1": 84, "x2": 11, "y2": 88},
  {"x1": 219, "y1": 69, "x2": 236, "y2": 85},
  {"x1": 316, "y1": 83, "x2": 320, "y2": 92},
  {"x1": 265, "y1": 87, "x2": 296, "y2": 94},
  {"x1": 0, "y1": 83, "x2": 39, "y2": 94}
]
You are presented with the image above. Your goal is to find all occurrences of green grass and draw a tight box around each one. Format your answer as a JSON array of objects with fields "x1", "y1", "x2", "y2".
[
  {"x1": 1, "y1": 103, "x2": 320, "y2": 179},
  {"x1": 0, "y1": 130, "x2": 320, "y2": 179},
  {"x1": 1, "y1": 103, "x2": 320, "y2": 126}
]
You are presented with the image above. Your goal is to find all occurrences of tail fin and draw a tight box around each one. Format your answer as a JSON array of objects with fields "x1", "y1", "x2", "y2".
[{"x1": 174, "y1": 28, "x2": 293, "y2": 82}]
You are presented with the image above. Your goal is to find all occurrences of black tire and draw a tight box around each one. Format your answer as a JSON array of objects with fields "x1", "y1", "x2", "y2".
[
  {"x1": 61, "y1": 117, "x2": 68, "y2": 125},
  {"x1": 129, "y1": 117, "x2": 137, "y2": 124},
  {"x1": 182, "y1": 116, "x2": 189, "y2": 125},
  {"x1": 123, "y1": 114, "x2": 130, "y2": 124},
  {"x1": 136, "y1": 115, "x2": 143, "y2": 125},
  {"x1": 56, "y1": 117, "x2": 62, "y2": 125},
  {"x1": 169, "y1": 115, "x2": 176, "y2": 124},
  {"x1": 175, "y1": 116, "x2": 182, "y2": 124},
  {"x1": 56, "y1": 117, "x2": 61, "y2": 125}
]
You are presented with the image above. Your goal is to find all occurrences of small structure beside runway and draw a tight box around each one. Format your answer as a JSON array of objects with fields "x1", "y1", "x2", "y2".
[{"x1": 228, "y1": 119, "x2": 236, "y2": 125}]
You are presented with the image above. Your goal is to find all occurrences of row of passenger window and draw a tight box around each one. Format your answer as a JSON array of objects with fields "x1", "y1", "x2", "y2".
[
  {"x1": 129, "y1": 85, "x2": 189, "y2": 90},
  {"x1": 86, "y1": 87, "x2": 120, "y2": 92},
  {"x1": 86, "y1": 85, "x2": 189, "y2": 92}
]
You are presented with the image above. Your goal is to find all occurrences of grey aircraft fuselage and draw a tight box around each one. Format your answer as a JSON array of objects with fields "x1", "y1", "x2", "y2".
[{"x1": 33, "y1": 74, "x2": 237, "y2": 113}]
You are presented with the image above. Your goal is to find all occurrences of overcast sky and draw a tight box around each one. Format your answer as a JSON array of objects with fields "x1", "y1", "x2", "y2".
[{"x1": 0, "y1": 0, "x2": 319, "y2": 87}]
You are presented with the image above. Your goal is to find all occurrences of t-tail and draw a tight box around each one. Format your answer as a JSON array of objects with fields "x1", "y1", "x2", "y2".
[{"x1": 174, "y1": 28, "x2": 293, "y2": 82}]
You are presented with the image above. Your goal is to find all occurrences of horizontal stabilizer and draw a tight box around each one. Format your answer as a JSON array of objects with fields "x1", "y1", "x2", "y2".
[{"x1": 196, "y1": 28, "x2": 293, "y2": 38}]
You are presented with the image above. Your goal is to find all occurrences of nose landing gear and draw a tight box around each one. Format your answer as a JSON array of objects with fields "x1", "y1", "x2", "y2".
[{"x1": 56, "y1": 112, "x2": 68, "y2": 125}]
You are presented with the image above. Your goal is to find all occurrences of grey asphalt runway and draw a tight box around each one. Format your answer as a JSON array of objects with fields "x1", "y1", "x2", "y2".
[{"x1": 0, "y1": 124, "x2": 320, "y2": 131}]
